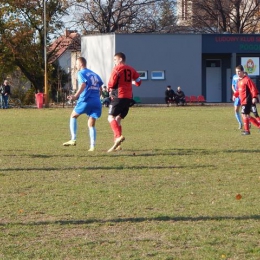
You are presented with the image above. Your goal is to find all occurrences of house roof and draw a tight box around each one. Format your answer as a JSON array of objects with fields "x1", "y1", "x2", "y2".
[{"x1": 48, "y1": 29, "x2": 81, "y2": 64}]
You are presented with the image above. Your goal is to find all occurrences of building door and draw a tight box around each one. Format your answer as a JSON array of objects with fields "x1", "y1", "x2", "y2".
[
  {"x1": 206, "y1": 60, "x2": 222, "y2": 102},
  {"x1": 226, "y1": 68, "x2": 232, "y2": 102}
]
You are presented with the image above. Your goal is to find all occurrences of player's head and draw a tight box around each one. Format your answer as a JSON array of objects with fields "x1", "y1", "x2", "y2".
[
  {"x1": 167, "y1": 85, "x2": 171, "y2": 89},
  {"x1": 76, "y1": 57, "x2": 87, "y2": 70},
  {"x1": 114, "y1": 52, "x2": 126, "y2": 65},
  {"x1": 236, "y1": 65, "x2": 244, "y2": 72},
  {"x1": 235, "y1": 65, "x2": 245, "y2": 78}
]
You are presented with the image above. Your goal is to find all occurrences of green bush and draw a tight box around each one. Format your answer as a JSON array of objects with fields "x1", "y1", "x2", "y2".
[{"x1": 23, "y1": 88, "x2": 36, "y2": 105}]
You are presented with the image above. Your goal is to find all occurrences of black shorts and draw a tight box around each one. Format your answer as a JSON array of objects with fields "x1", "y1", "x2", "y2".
[
  {"x1": 241, "y1": 103, "x2": 252, "y2": 115},
  {"x1": 108, "y1": 98, "x2": 131, "y2": 119}
]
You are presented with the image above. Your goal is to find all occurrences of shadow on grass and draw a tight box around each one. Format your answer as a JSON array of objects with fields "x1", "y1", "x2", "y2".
[
  {"x1": 0, "y1": 164, "x2": 215, "y2": 172},
  {"x1": 1, "y1": 215, "x2": 259, "y2": 226},
  {"x1": 2, "y1": 148, "x2": 207, "y2": 158},
  {"x1": 3, "y1": 148, "x2": 260, "y2": 159}
]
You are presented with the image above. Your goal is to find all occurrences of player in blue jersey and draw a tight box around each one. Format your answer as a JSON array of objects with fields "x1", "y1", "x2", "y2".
[
  {"x1": 63, "y1": 57, "x2": 103, "y2": 151},
  {"x1": 232, "y1": 74, "x2": 243, "y2": 129}
]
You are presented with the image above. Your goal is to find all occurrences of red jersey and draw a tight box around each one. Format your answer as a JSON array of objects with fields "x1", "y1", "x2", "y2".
[
  {"x1": 234, "y1": 75, "x2": 258, "y2": 105},
  {"x1": 108, "y1": 64, "x2": 140, "y2": 99}
]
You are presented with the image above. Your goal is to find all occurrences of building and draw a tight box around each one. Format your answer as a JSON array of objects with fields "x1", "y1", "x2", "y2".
[
  {"x1": 49, "y1": 29, "x2": 81, "y2": 91},
  {"x1": 81, "y1": 33, "x2": 260, "y2": 104}
]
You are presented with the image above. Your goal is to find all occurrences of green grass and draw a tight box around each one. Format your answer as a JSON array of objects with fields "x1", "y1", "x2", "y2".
[{"x1": 0, "y1": 105, "x2": 259, "y2": 260}]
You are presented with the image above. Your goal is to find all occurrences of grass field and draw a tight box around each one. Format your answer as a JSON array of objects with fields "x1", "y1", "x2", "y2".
[{"x1": 0, "y1": 105, "x2": 259, "y2": 260}]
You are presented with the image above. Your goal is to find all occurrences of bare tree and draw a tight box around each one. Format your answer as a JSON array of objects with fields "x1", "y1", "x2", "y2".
[
  {"x1": 180, "y1": 0, "x2": 260, "y2": 33},
  {"x1": 66, "y1": 0, "x2": 177, "y2": 34}
]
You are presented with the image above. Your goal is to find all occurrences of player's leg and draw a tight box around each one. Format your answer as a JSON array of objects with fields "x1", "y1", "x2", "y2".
[
  {"x1": 63, "y1": 103, "x2": 83, "y2": 146},
  {"x1": 115, "y1": 116, "x2": 122, "y2": 136},
  {"x1": 251, "y1": 104, "x2": 260, "y2": 124},
  {"x1": 88, "y1": 117, "x2": 96, "y2": 151},
  {"x1": 114, "y1": 115, "x2": 123, "y2": 151},
  {"x1": 107, "y1": 99, "x2": 128, "y2": 152},
  {"x1": 241, "y1": 104, "x2": 251, "y2": 135},
  {"x1": 234, "y1": 98, "x2": 242, "y2": 129},
  {"x1": 87, "y1": 100, "x2": 102, "y2": 151},
  {"x1": 108, "y1": 99, "x2": 121, "y2": 139},
  {"x1": 63, "y1": 111, "x2": 80, "y2": 146},
  {"x1": 107, "y1": 114, "x2": 125, "y2": 152}
]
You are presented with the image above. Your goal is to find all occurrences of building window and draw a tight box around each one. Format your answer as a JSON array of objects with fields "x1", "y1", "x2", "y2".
[
  {"x1": 206, "y1": 60, "x2": 221, "y2": 67},
  {"x1": 137, "y1": 71, "x2": 148, "y2": 80},
  {"x1": 151, "y1": 71, "x2": 165, "y2": 80}
]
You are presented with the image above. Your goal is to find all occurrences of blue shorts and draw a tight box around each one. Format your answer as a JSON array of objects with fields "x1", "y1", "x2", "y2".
[
  {"x1": 234, "y1": 97, "x2": 241, "y2": 106},
  {"x1": 74, "y1": 98, "x2": 102, "y2": 119}
]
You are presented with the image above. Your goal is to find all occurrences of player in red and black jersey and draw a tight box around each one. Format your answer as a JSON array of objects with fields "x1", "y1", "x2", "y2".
[
  {"x1": 107, "y1": 52, "x2": 141, "y2": 152},
  {"x1": 233, "y1": 65, "x2": 259, "y2": 135}
]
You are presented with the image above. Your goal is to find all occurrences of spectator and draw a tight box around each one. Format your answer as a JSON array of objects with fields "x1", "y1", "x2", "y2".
[
  {"x1": 165, "y1": 85, "x2": 176, "y2": 106},
  {"x1": 1, "y1": 80, "x2": 11, "y2": 109},
  {"x1": 100, "y1": 85, "x2": 111, "y2": 107},
  {"x1": 0, "y1": 84, "x2": 3, "y2": 108},
  {"x1": 176, "y1": 86, "x2": 186, "y2": 105}
]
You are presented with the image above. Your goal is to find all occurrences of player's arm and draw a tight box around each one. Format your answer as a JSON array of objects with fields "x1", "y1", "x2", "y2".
[
  {"x1": 108, "y1": 70, "x2": 119, "y2": 90},
  {"x1": 133, "y1": 77, "x2": 141, "y2": 86},
  {"x1": 69, "y1": 82, "x2": 86, "y2": 100},
  {"x1": 132, "y1": 71, "x2": 142, "y2": 87},
  {"x1": 248, "y1": 79, "x2": 259, "y2": 103},
  {"x1": 233, "y1": 90, "x2": 239, "y2": 101}
]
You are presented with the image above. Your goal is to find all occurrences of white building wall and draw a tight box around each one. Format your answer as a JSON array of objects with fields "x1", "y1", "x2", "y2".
[{"x1": 81, "y1": 34, "x2": 115, "y2": 86}]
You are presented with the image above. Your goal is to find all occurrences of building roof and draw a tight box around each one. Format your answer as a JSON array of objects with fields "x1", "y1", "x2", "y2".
[{"x1": 48, "y1": 29, "x2": 81, "y2": 64}]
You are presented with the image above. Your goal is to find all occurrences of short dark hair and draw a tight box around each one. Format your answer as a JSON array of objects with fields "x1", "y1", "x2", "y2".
[
  {"x1": 77, "y1": 57, "x2": 87, "y2": 67},
  {"x1": 236, "y1": 65, "x2": 244, "y2": 71},
  {"x1": 114, "y1": 52, "x2": 126, "y2": 62},
  {"x1": 167, "y1": 85, "x2": 171, "y2": 88}
]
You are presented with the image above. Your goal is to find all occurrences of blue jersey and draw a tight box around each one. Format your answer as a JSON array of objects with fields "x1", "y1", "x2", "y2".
[
  {"x1": 77, "y1": 68, "x2": 103, "y2": 102},
  {"x1": 232, "y1": 74, "x2": 240, "y2": 106},
  {"x1": 232, "y1": 74, "x2": 239, "y2": 91}
]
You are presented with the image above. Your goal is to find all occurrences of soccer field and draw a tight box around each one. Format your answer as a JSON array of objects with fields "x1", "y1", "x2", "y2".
[{"x1": 0, "y1": 106, "x2": 259, "y2": 259}]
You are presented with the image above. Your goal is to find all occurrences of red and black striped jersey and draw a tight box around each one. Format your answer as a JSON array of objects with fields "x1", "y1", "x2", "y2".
[
  {"x1": 108, "y1": 64, "x2": 140, "y2": 99},
  {"x1": 235, "y1": 75, "x2": 258, "y2": 105}
]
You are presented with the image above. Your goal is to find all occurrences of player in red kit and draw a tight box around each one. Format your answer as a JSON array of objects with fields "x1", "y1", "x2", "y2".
[
  {"x1": 107, "y1": 52, "x2": 141, "y2": 152},
  {"x1": 233, "y1": 65, "x2": 260, "y2": 135}
]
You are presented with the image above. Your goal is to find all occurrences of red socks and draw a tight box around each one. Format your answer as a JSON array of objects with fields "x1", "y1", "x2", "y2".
[
  {"x1": 110, "y1": 120, "x2": 121, "y2": 139},
  {"x1": 249, "y1": 117, "x2": 260, "y2": 128},
  {"x1": 243, "y1": 117, "x2": 250, "y2": 132}
]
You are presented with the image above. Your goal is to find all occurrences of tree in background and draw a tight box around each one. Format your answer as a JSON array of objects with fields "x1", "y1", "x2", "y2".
[
  {"x1": 0, "y1": 0, "x2": 69, "y2": 92},
  {"x1": 66, "y1": 0, "x2": 177, "y2": 34},
  {"x1": 158, "y1": 0, "x2": 178, "y2": 33},
  {"x1": 181, "y1": 0, "x2": 260, "y2": 33}
]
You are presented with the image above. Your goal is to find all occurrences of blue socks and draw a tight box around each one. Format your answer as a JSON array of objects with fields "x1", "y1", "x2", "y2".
[
  {"x1": 70, "y1": 117, "x2": 77, "y2": 140},
  {"x1": 89, "y1": 126, "x2": 96, "y2": 147},
  {"x1": 235, "y1": 112, "x2": 242, "y2": 124},
  {"x1": 69, "y1": 117, "x2": 96, "y2": 147}
]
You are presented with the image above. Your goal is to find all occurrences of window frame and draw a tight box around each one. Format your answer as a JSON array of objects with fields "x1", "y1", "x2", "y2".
[
  {"x1": 137, "y1": 71, "x2": 148, "y2": 80},
  {"x1": 151, "y1": 71, "x2": 165, "y2": 80}
]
